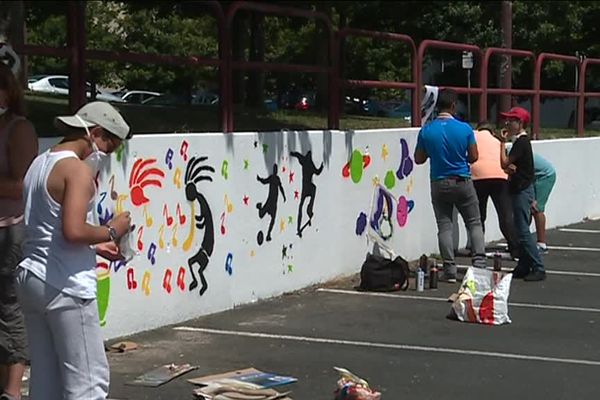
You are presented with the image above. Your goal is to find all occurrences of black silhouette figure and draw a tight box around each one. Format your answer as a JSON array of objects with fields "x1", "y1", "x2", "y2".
[
  {"x1": 290, "y1": 150, "x2": 323, "y2": 237},
  {"x1": 184, "y1": 156, "x2": 215, "y2": 295},
  {"x1": 256, "y1": 163, "x2": 286, "y2": 243}
]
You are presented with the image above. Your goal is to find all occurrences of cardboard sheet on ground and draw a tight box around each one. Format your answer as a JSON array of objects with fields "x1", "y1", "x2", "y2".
[
  {"x1": 127, "y1": 363, "x2": 197, "y2": 387},
  {"x1": 189, "y1": 368, "x2": 297, "y2": 388},
  {"x1": 193, "y1": 382, "x2": 292, "y2": 400}
]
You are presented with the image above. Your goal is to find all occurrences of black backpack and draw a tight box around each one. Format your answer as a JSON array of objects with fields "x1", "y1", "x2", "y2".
[{"x1": 356, "y1": 253, "x2": 410, "y2": 292}]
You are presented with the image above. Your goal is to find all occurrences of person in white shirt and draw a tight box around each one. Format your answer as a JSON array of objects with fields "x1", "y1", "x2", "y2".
[{"x1": 16, "y1": 102, "x2": 132, "y2": 400}]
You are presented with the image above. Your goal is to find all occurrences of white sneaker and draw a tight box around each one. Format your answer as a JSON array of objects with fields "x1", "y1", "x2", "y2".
[{"x1": 537, "y1": 243, "x2": 548, "y2": 254}]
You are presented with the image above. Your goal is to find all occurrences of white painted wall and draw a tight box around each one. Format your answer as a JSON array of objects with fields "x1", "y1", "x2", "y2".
[{"x1": 36, "y1": 131, "x2": 600, "y2": 339}]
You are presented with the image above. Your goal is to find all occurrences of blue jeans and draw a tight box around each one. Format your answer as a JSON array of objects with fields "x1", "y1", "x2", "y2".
[{"x1": 512, "y1": 184, "x2": 545, "y2": 273}]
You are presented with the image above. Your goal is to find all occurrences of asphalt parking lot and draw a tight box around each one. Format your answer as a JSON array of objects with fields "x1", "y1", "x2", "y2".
[{"x1": 105, "y1": 218, "x2": 600, "y2": 400}]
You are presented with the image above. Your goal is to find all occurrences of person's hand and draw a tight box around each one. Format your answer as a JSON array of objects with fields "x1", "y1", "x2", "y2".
[
  {"x1": 96, "y1": 241, "x2": 123, "y2": 261},
  {"x1": 505, "y1": 164, "x2": 517, "y2": 175},
  {"x1": 531, "y1": 200, "x2": 539, "y2": 213},
  {"x1": 499, "y1": 129, "x2": 509, "y2": 142},
  {"x1": 109, "y1": 212, "x2": 131, "y2": 238}
]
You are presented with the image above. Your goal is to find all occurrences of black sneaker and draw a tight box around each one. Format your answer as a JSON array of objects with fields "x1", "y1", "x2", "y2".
[
  {"x1": 524, "y1": 270, "x2": 546, "y2": 282},
  {"x1": 511, "y1": 267, "x2": 529, "y2": 279}
]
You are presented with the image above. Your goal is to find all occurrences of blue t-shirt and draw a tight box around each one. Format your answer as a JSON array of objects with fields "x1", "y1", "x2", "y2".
[
  {"x1": 416, "y1": 117, "x2": 475, "y2": 180},
  {"x1": 533, "y1": 153, "x2": 555, "y2": 180}
]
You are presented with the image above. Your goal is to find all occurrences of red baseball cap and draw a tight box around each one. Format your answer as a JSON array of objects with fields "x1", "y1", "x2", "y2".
[{"x1": 500, "y1": 107, "x2": 530, "y2": 125}]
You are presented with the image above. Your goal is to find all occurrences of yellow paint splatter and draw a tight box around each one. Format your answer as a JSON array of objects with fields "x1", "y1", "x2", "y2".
[
  {"x1": 406, "y1": 177, "x2": 414, "y2": 194},
  {"x1": 372, "y1": 176, "x2": 381, "y2": 187},
  {"x1": 382, "y1": 144, "x2": 389, "y2": 161},
  {"x1": 116, "y1": 194, "x2": 129, "y2": 214},
  {"x1": 171, "y1": 225, "x2": 178, "y2": 247},
  {"x1": 250, "y1": 250, "x2": 256, "y2": 257},
  {"x1": 158, "y1": 225, "x2": 165, "y2": 250},
  {"x1": 280, "y1": 218, "x2": 286, "y2": 233},
  {"x1": 142, "y1": 271, "x2": 151, "y2": 296},
  {"x1": 173, "y1": 168, "x2": 182, "y2": 189},
  {"x1": 182, "y1": 203, "x2": 195, "y2": 252}
]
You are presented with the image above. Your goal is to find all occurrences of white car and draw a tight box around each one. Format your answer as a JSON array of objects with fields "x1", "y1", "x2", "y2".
[
  {"x1": 27, "y1": 75, "x2": 125, "y2": 102},
  {"x1": 115, "y1": 90, "x2": 161, "y2": 104}
]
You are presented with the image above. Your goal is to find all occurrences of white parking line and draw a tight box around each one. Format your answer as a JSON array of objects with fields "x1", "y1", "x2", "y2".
[
  {"x1": 490, "y1": 242, "x2": 600, "y2": 252},
  {"x1": 455, "y1": 264, "x2": 600, "y2": 278},
  {"x1": 173, "y1": 326, "x2": 600, "y2": 367},
  {"x1": 317, "y1": 288, "x2": 600, "y2": 314},
  {"x1": 559, "y1": 228, "x2": 600, "y2": 234},
  {"x1": 546, "y1": 245, "x2": 600, "y2": 252}
]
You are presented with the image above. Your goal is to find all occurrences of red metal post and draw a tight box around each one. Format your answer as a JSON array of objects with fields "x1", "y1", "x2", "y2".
[
  {"x1": 225, "y1": 1, "x2": 334, "y2": 132},
  {"x1": 479, "y1": 48, "x2": 534, "y2": 123},
  {"x1": 67, "y1": 2, "x2": 86, "y2": 112},
  {"x1": 533, "y1": 53, "x2": 580, "y2": 139},
  {"x1": 416, "y1": 40, "x2": 482, "y2": 126},
  {"x1": 577, "y1": 58, "x2": 600, "y2": 137}
]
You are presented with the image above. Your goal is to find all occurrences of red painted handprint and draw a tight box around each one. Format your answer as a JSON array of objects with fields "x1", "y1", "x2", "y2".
[{"x1": 129, "y1": 158, "x2": 165, "y2": 207}]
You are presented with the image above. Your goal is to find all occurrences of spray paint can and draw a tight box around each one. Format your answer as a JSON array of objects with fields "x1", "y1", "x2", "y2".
[
  {"x1": 429, "y1": 262, "x2": 439, "y2": 289},
  {"x1": 417, "y1": 268, "x2": 425, "y2": 292},
  {"x1": 493, "y1": 252, "x2": 502, "y2": 272}
]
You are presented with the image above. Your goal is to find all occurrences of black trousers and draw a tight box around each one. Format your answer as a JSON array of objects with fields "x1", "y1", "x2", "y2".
[{"x1": 473, "y1": 178, "x2": 520, "y2": 258}]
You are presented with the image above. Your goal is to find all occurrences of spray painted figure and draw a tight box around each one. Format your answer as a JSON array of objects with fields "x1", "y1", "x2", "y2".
[
  {"x1": 290, "y1": 150, "x2": 323, "y2": 237},
  {"x1": 184, "y1": 156, "x2": 215, "y2": 295},
  {"x1": 256, "y1": 163, "x2": 286, "y2": 244}
]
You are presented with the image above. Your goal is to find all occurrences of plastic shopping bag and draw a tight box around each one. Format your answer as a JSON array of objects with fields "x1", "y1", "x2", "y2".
[{"x1": 451, "y1": 267, "x2": 512, "y2": 325}]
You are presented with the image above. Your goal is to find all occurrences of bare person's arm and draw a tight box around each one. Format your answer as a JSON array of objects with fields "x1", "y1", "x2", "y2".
[
  {"x1": 467, "y1": 143, "x2": 479, "y2": 163},
  {"x1": 61, "y1": 164, "x2": 113, "y2": 245},
  {"x1": 0, "y1": 120, "x2": 38, "y2": 199}
]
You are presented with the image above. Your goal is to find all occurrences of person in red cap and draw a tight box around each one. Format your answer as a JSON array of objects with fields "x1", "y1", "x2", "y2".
[{"x1": 499, "y1": 106, "x2": 546, "y2": 281}]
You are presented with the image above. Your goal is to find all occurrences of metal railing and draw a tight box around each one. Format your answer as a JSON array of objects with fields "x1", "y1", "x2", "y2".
[
  {"x1": 12, "y1": 0, "x2": 599, "y2": 137},
  {"x1": 337, "y1": 28, "x2": 418, "y2": 127}
]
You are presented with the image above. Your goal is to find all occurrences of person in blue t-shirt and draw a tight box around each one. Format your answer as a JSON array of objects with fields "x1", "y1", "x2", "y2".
[
  {"x1": 532, "y1": 153, "x2": 556, "y2": 253},
  {"x1": 414, "y1": 89, "x2": 486, "y2": 283}
]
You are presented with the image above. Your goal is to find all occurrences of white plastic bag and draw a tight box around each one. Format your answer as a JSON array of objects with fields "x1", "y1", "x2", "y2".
[{"x1": 451, "y1": 267, "x2": 512, "y2": 325}]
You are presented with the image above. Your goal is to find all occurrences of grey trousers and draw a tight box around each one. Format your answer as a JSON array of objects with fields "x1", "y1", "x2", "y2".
[
  {"x1": 0, "y1": 223, "x2": 28, "y2": 365},
  {"x1": 15, "y1": 268, "x2": 109, "y2": 400},
  {"x1": 431, "y1": 178, "x2": 486, "y2": 276}
]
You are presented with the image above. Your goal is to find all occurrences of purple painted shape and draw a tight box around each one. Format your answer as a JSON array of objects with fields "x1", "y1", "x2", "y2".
[
  {"x1": 396, "y1": 139, "x2": 414, "y2": 180},
  {"x1": 355, "y1": 212, "x2": 367, "y2": 235}
]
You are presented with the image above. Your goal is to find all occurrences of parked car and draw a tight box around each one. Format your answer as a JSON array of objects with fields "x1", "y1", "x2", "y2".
[
  {"x1": 278, "y1": 90, "x2": 316, "y2": 111},
  {"x1": 364, "y1": 99, "x2": 412, "y2": 121},
  {"x1": 114, "y1": 90, "x2": 161, "y2": 104},
  {"x1": 28, "y1": 75, "x2": 125, "y2": 102}
]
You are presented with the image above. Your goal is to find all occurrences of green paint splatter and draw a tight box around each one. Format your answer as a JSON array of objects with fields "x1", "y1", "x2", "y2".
[
  {"x1": 244, "y1": 159, "x2": 249, "y2": 170},
  {"x1": 350, "y1": 150, "x2": 364, "y2": 183},
  {"x1": 288, "y1": 216, "x2": 293, "y2": 225},
  {"x1": 384, "y1": 170, "x2": 396, "y2": 189},
  {"x1": 287, "y1": 264, "x2": 294, "y2": 273},
  {"x1": 221, "y1": 160, "x2": 229, "y2": 180},
  {"x1": 97, "y1": 273, "x2": 110, "y2": 327},
  {"x1": 262, "y1": 144, "x2": 269, "y2": 154},
  {"x1": 115, "y1": 143, "x2": 125, "y2": 162}
]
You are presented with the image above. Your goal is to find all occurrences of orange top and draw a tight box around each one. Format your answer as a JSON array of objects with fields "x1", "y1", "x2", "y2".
[{"x1": 471, "y1": 129, "x2": 508, "y2": 181}]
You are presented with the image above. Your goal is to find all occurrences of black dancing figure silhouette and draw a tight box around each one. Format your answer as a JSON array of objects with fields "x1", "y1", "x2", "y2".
[
  {"x1": 290, "y1": 150, "x2": 323, "y2": 237},
  {"x1": 256, "y1": 163, "x2": 286, "y2": 244},
  {"x1": 184, "y1": 156, "x2": 215, "y2": 295}
]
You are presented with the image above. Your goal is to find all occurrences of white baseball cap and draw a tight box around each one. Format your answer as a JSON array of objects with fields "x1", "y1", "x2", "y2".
[{"x1": 55, "y1": 101, "x2": 131, "y2": 139}]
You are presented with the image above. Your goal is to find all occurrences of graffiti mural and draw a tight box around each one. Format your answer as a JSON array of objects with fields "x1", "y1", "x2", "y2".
[
  {"x1": 184, "y1": 156, "x2": 215, "y2": 295},
  {"x1": 256, "y1": 163, "x2": 286, "y2": 245},
  {"x1": 290, "y1": 151, "x2": 323, "y2": 238}
]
